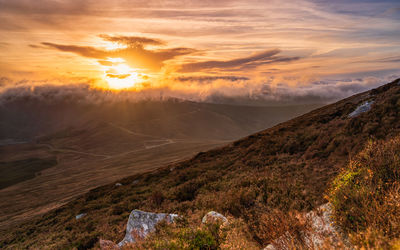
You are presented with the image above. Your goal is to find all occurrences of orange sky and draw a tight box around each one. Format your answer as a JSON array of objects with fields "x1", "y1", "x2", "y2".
[{"x1": 0, "y1": 0, "x2": 399, "y2": 103}]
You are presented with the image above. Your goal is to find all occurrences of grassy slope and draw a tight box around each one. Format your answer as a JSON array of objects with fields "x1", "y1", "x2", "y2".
[
  {"x1": 328, "y1": 136, "x2": 400, "y2": 248},
  {"x1": 1, "y1": 79, "x2": 400, "y2": 249},
  {"x1": 0, "y1": 101, "x2": 318, "y2": 230},
  {"x1": 0, "y1": 158, "x2": 57, "y2": 189}
]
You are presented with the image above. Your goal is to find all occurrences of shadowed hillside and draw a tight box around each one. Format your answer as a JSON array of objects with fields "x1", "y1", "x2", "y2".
[
  {"x1": 0, "y1": 99, "x2": 319, "y2": 142},
  {"x1": 1, "y1": 79, "x2": 400, "y2": 248},
  {"x1": 0, "y1": 99, "x2": 318, "y2": 231}
]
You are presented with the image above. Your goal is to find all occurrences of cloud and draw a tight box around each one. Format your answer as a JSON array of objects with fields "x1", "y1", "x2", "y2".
[
  {"x1": 376, "y1": 56, "x2": 400, "y2": 63},
  {"x1": 2, "y1": 74, "x2": 397, "y2": 106},
  {"x1": 0, "y1": 0, "x2": 90, "y2": 16},
  {"x1": 179, "y1": 49, "x2": 300, "y2": 72},
  {"x1": 99, "y1": 34, "x2": 165, "y2": 47},
  {"x1": 40, "y1": 36, "x2": 197, "y2": 71},
  {"x1": 106, "y1": 73, "x2": 130, "y2": 79},
  {"x1": 42, "y1": 42, "x2": 108, "y2": 58},
  {"x1": 176, "y1": 76, "x2": 249, "y2": 83},
  {"x1": 98, "y1": 60, "x2": 114, "y2": 66}
]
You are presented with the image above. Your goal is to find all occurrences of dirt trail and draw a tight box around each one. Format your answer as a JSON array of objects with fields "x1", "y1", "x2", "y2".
[{"x1": 39, "y1": 143, "x2": 110, "y2": 158}]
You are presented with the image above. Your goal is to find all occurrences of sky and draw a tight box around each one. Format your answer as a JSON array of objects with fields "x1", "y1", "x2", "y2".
[{"x1": 0, "y1": 0, "x2": 399, "y2": 104}]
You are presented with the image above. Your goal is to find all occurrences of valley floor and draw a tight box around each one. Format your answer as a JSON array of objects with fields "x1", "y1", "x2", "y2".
[{"x1": 0, "y1": 139, "x2": 228, "y2": 229}]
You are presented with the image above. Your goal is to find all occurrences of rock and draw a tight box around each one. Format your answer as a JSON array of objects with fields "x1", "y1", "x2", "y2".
[
  {"x1": 118, "y1": 210, "x2": 178, "y2": 247},
  {"x1": 264, "y1": 203, "x2": 343, "y2": 249},
  {"x1": 202, "y1": 211, "x2": 228, "y2": 225},
  {"x1": 75, "y1": 213, "x2": 86, "y2": 220},
  {"x1": 305, "y1": 203, "x2": 338, "y2": 247},
  {"x1": 115, "y1": 183, "x2": 122, "y2": 187},
  {"x1": 132, "y1": 180, "x2": 139, "y2": 185},
  {"x1": 99, "y1": 239, "x2": 119, "y2": 250},
  {"x1": 348, "y1": 100, "x2": 374, "y2": 118}
]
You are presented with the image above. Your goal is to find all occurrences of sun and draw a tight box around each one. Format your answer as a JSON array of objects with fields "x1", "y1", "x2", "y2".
[{"x1": 101, "y1": 59, "x2": 142, "y2": 89}]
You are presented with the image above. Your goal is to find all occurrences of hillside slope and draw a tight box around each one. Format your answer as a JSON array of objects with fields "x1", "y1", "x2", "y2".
[
  {"x1": 1, "y1": 79, "x2": 400, "y2": 249},
  {"x1": 0, "y1": 100, "x2": 318, "y2": 230},
  {"x1": 0, "y1": 98, "x2": 319, "y2": 142}
]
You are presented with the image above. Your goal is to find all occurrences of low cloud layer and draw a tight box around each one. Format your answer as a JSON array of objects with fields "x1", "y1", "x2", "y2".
[{"x1": 1, "y1": 74, "x2": 398, "y2": 106}]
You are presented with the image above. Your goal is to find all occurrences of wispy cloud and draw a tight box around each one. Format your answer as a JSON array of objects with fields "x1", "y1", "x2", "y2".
[
  {"x1": 99, "y1": 34, "x2": 165, "y2": 46},
  {"x1": 179, "y1": 49, "x2": 300, "y2": 72}
]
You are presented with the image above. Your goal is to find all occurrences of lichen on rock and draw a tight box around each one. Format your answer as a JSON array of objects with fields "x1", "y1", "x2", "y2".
[
  {"x1": 118, "y1": 210, "x2": 178, "y2": 247},
  {"x1": 202, "y1": 211, "x2": 228, "y2": 225}
]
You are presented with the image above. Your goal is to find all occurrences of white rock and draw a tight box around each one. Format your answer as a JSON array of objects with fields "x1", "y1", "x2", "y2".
[
  {"x1": 202, "y1": 211, "x2": 228, "y2": 225},
  {"x1": 75, "y1": 213, "x2": 86, "y2": 220},
  {"x1": 264, "y1": 203, "x2": 343, "y2": 249},
  {"x1": 304, "y1": 203, "x2": 339, "y2": 248},
  {"x1": 115, "y1": 183, "x2": 123, "y2": 187},
  {"x1": 348, "y1": 101, "x2": 374, "y2": 118},
  {"x1": 118, "y1": 210, "x2": 178, "y2": 247}
]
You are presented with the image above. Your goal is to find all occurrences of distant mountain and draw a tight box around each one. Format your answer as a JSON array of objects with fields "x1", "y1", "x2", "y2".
[
  {"x1": 3, "y1": 79, "x2": 400, "y2": 248},
  {"x1": 0, "y1": 98, "x2": 320, "y2": 142}
]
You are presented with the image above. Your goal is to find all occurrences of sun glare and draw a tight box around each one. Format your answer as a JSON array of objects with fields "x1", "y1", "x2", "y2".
[
  {"x1": 101, "y1": 58, "x2": 143, "y2": 89},
  {"x1": 104, "y1": 42, "x2": 127, "y2": 51}
]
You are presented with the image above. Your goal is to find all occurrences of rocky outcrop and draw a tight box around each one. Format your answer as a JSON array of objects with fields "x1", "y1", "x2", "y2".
[
  {"x1": 75, "y1": 213, "x2": 86, "y2": 220},
  {"x1": 264, "y1": 203, "x2": 345, "y2": 249},
  {"x1": 348, "y1": 100, "x2": 374, "y2": 118},
  {"x1": 118, "y1": 210, "x2": 178, "y2": 247},
  {"x1": 202, "y1": 211, "x2": 228, "y2": 225}
]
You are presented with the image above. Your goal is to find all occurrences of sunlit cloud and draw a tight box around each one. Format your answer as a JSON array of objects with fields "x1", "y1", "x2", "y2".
[{"x1": 40, "y1": 36, "x2": 197, "y2": 72}]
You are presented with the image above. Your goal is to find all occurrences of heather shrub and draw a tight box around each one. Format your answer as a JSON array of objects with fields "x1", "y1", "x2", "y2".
[{"x1": 329, "y1": 137, "x2": 400, "y2": 248}]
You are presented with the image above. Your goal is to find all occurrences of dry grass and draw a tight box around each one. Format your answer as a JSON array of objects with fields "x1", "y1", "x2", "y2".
[{"x1": 328, "y1": 136, "x2": 400, "y2": 248}]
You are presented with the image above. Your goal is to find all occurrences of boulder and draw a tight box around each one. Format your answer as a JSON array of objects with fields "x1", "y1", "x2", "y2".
[
  {"x1": 348, "y1": 100, "x2": 374, "y2": 118},
  {"x1": 202, "y1": 211, "x2": 228, "y2": 225},
  {"x1": 264, "y1": 203, "x2": 344, "y2": 249},
  {"x1": 118, "y1": 210, "x2": 178, "y2": 247},
  {"x1": 75, "y1": 213, "x2": 86, "y2": 220}
]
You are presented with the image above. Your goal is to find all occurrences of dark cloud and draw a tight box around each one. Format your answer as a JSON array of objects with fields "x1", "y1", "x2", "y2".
[
  {"x1": 0, "y1": 0, "x2": 90, "y2": 16},
  {"x1": 176, "y1": 76, "x2": 249, "y2": 83},
  {"x1": 40, "y1": 36, "x2": 197, "y2": 71},
  {"x1": 42, "y1": 42, "x2": 108, "y2": 58},
  {"x1": 179, "y1": 49, "x2": 300, "y2": 72},
  {"x1": 98, "y1": 60, "x2": 114, "y2": 66},
  {"x1": 28, "y1": 44, "x2": 43, "y2": 49},
  {"x1": 99, "y1": 34, "x2": 165, "y2": 47},
  {"x1": 376, "y1": 56, "x2": 400, "y2": 63},
  {"x1": 106, "y1": 73, "x2": 130, "y2": 79}
]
